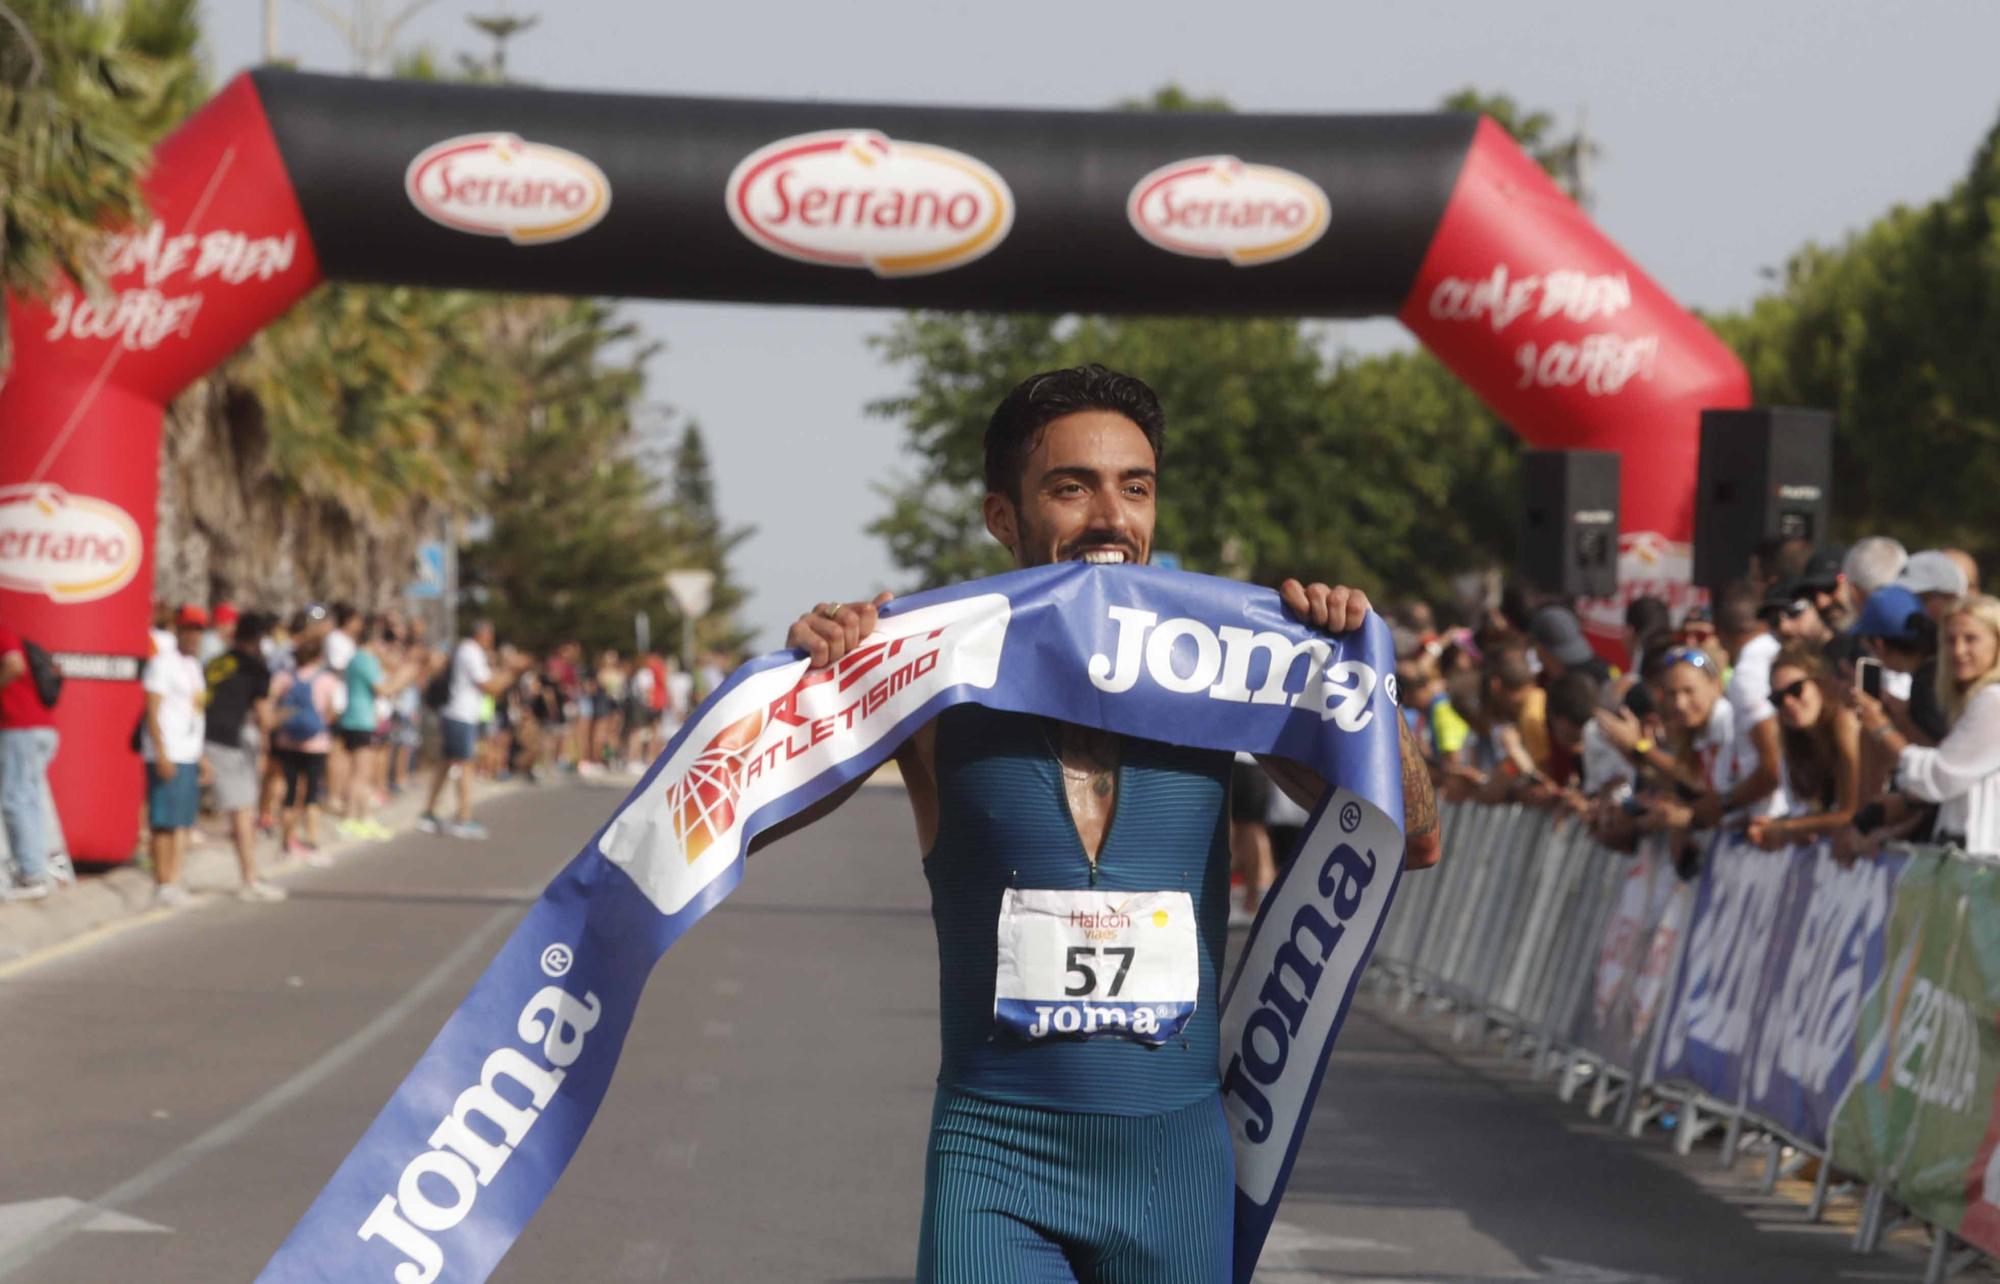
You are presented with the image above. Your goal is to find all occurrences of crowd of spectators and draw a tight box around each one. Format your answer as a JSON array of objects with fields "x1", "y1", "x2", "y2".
[
  {"x1": 0, "y1": 599, "x2": 733, "y2": 903},
  {"x1": 1376, "y1": 536, "x2": 1999, "y2": 877}
]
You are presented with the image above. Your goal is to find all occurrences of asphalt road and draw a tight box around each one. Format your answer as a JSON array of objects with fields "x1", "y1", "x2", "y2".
[{"x1": 0, "y1": 780, "x2": 1936, "y2": 1283}]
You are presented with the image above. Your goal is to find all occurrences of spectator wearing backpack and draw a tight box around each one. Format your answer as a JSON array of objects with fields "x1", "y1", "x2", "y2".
[
  {"x1": 421, "y1": 619, "x2": 527, "y2": 839},
  {"x1": 0, "y1": 613, "x2": 62, "y2": 900},
  {"x1": 267, "y1": 635, "x2": 346, "y2": 862},
  {"x1": 143, "y1": 606, "x2": 211, "y2": 906}
]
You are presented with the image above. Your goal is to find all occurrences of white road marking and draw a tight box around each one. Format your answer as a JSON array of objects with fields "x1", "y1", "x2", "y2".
[
  {"x1": 0, "y1": 1199, "x2": 169, "y2": 1255},
  {"x1": 0, "y1": 903, "x2": 518, "y2": 1280}
]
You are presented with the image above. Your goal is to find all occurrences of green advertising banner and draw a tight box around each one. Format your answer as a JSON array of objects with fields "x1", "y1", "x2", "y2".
[{"x1": 1831, "y1": 851, "x2": 2000, "y2": 1253}]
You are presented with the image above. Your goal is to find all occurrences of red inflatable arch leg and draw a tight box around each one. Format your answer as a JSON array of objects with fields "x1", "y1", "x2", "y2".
[{"x1": 0, "y1": 76, "x2": 321, "y2": 863}]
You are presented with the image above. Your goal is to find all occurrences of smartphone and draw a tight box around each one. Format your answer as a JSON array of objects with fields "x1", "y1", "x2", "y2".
[
  {"x1": 1623, "y1": 683, "x2": 1655, "y2": 719},
  {"x1": 1856, "y1": 657, "x2": 1883, "y2": 700},
  {"x1": 1620, "y1": 795, "x2": 1649, "y2": 818}
]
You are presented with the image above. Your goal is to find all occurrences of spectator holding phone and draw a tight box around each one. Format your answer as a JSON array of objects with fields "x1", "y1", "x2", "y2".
[
  {"x1": 1854, "y1": 584, "x2": 1948, "y2": 748},
  {"x1": 1858, "y1": 595, "x2": 2000, "y2": 857},
  {"x1": 1594, "y1": 647, "x2": 1731, "y2": 834},
  {"x1": 1746, "y1": 647, "x2": 1862, "y2": 850}
]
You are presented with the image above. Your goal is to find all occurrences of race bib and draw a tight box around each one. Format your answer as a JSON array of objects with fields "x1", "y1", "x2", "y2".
[{"x1": 993, "y1": 888, "x2": 1199, "y2": 1045}]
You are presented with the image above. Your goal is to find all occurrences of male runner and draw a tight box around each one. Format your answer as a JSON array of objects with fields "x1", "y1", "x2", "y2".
[{"x1": 764, "y1": 366, "x2": 1441, "y2": 1283}]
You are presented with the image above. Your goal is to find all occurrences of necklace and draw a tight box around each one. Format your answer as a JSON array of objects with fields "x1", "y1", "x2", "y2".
[{"x1": 1043, "y1": 721, "x2": 1115, "y2": 796}]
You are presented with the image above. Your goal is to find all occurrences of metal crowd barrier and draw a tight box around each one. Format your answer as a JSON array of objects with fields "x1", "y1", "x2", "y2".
[
  {"x1": 1365, "y1": 800, "x2": 1992, "y2": 1284},
  {"x1": 1372, "y1": 801, "x2": 1630, "y2": 1087}
]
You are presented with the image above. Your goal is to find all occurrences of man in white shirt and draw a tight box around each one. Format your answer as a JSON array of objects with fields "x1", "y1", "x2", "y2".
[
  {"x1": 420, "y1": 620, "x2": 526, "y2": 839},
  {"x1": 1698, "y1": 582, "x2": 1785, "y2": 827},
  {"x1": 143, "y1": 606, "x2": 210, "y2": 905}
]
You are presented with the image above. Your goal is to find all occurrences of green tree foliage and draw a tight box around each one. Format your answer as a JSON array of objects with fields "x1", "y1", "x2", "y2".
[
  {"x1": 458, "y1": 300, "x2": 687, "y2": 654},
  {"x1": 867, "y1": 87, "x2": 1590, "y2": 601},
  {"x1": 1712, "y1": 116, "x2": 2000, "y2": 572},
  {"x1": 666, "y1": 423, "x2": 756, "y2": 656},
  {"x1": 0, "y1": 0, "x2": 205, "y2": 365}
]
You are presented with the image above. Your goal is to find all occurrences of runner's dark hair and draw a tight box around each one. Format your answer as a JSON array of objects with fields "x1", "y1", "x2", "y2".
[{"x1": 984, "y1": 364, "x2": 1165, "y2": 501}]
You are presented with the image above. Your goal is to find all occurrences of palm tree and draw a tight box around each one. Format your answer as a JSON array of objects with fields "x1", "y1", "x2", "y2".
[{"x1": 0, "y1": 0, "x2": 204, "y2": 367}]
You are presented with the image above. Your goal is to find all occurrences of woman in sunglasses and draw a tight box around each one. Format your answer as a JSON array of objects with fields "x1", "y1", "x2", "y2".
[
  {"x1": 1595, "y1": 646, "x2": 1734, "y2": 833},
  {"x1": 1859, "y1": 594, "x2": 2000, "y2": 857},
  {"x1": 1745, "y1": 647, "x2": 1861, "y2": 851}
]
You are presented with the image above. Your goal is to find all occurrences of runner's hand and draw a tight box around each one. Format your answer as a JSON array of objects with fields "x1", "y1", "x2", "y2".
[
  {"x1": 1278, "y1": 580, "x2": 1370, "y2": 634},
  {"x1": 153, "y1": 759, "x2": 176, "y2": 783},
  {"x1": 786, "y1": 591, "x2": 894, "y2": 670}
]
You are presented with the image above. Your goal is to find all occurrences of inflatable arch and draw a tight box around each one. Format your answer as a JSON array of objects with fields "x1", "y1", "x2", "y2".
[{"x1": 0, "y1": 69, "x2": 1748, "y2": 862}]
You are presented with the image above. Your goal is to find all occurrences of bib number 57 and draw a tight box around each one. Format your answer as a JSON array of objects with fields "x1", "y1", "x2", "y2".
[{"x1": 1064, "y1": 946, "x2": 1135, "y2": 997}]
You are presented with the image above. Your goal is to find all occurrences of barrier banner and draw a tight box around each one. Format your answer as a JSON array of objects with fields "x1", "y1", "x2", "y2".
[
  {"x1": 1572, "y1": 836, "x2": 1692, "y2": 1070},
  {"x1": 1745, "y1": 846, "x2": 1903, "y2": 1144},
  {"x1": 1832, "y1": 853, "x2": 2000, "y2": 1255},
  {"x1": 1653, "y1": 838, "x2": 1792, "y2": 1100},
  {"x1": 255, "y1": 563, "x2": 1405, "y2": 1284}
]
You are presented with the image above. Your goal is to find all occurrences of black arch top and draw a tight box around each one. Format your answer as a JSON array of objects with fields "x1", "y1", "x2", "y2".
[{"x1": 252, "y1": 68, "x2": 1477, "y2": 316}]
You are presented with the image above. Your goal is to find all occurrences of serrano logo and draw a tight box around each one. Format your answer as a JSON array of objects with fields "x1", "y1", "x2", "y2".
[
  {"x1": 0, "y1": 484, "x2": 142, "y2": 604},
  {"x1": 726, "y1": 130, "x2": 1014, "y2": 276},
  {"x1": 1127, "y1": 156, "x2": 1330, "y2": 266},
  {"x1": 405, "y1": 133, "x2": 610, "y2": 245}
]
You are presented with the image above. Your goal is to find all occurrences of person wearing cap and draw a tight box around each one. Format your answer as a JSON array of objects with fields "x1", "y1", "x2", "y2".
[
  {"x1": 1897, "y1": 550, "x2": 1970, "y2": 623},
  {"x1": 203, "y1": 611, "x2": 286, "y2": 902},
  {"x1": 1760, "y1": 580, "x2": 1835, "y2": 650},
  {"x1": 1794, "y1": 546, "x2": 1859, "y2": 635},
  {"x1": 143, "y1": 605, "x2": 211, "y2": 906},
  {"x1": 1856, "y1": 595, "x2": 2000, "y2": 858},
  {"x1": 1530, "y1": 605, "x2": 1611, "y2": 685},
  {"x1": 1853, "y1": 583, "x2": 1949, "y2": 748},
  {"x1": 198, "y1": 601, "x2": 240, "y2": 665}
]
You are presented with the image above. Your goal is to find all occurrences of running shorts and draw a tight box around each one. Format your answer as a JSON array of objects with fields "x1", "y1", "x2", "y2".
[{"x1": 918, "y1": 1088, "x2": 1233, "y2": 1283}]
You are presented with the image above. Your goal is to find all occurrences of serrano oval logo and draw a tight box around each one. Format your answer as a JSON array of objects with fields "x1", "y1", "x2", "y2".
[
  {"x1": 1128, "y1": 156, "x2": 1330, "y2": 267},
  {"x1": 727, "y1": 130, "x2": 1014, "y2": 277},
  {"x1": 0, "y1": 484, "x2": 143, "y2": 604},
  {"x1": 405, "y1": 133, "x2": 611, "y2": 245}
]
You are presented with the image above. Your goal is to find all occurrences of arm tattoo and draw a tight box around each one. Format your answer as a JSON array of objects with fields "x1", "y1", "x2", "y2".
[{"x1": 1399, "y1": 715, "x2": 1439, "y2": 840}]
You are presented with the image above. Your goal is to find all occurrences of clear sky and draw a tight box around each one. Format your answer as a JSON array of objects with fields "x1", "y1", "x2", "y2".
[{"x1": 201, "y1": 0, "x2": 2000, "y2": 648}]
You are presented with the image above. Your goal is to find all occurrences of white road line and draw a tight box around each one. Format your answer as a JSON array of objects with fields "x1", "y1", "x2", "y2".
[{"x1": 0, "y1": 904, "x2": 518, "y2": 1280}]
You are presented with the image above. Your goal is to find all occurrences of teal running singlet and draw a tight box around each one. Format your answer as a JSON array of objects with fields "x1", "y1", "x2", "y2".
[{"x1": 918, "y1": 704, "x2": 1236, "y2": 1282}]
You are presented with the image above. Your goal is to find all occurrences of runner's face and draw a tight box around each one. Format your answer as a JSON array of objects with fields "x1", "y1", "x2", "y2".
[{"x1": 985, "y1": 411, "x2": 1157, "y2": 569}]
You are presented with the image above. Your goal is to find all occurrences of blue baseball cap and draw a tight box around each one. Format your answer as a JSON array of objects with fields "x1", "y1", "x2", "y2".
[{"x1": 1855, "y1": 585, "x2": 1926, "y2": 643}]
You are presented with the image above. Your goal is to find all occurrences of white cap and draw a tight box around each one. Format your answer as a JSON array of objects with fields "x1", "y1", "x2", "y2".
[{"x1": 1896, "y1": 549, "x2": 1969, "y2": 598}]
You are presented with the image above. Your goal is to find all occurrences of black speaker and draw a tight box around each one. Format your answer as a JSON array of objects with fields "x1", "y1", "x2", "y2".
[
  {"x1": 1520, "y1": 449, "x2": 1620, "y2": 598},
  {"x1": 1694, "y1": 407, "x2": 1834, "y2": 590}
]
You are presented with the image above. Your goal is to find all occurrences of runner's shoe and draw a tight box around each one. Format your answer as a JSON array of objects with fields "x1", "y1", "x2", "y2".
[
  {"x1": 416, "y1": 813, "x2": 443, "y2": 834},
  {"x1": 238, "y1": 881, "x2": 289, "y2": 903},
  {"x1": 445, "y1": 820, "x2": 490, "y2": 841},
  {"x1": 154, "y1": 883, "x2": 191, "y2": 907}
]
